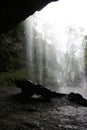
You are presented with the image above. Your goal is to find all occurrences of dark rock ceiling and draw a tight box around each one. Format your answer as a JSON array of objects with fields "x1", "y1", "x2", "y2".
[{"x1": 0, "y1": 0, "x2": 57, "y2": 33}]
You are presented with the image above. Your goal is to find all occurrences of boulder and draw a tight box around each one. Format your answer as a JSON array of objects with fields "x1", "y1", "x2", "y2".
[
  {"x1": 15, "y1": 79, "x2": 65, "y2": 100},
  {"x1": 68, "y1": 92, "x2": 87, "y2": 106}
]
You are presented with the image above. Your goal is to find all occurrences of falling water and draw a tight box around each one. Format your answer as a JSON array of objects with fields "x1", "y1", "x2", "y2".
[{"x1": 24, "y1": 0, "x2": 87, "y2": 98}]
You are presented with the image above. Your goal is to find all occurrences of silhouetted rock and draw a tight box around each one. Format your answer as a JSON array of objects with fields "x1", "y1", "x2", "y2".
[
  {"x1": 0, "y1": 0, "x2": 57, "y2": 33},
  {"x1": 68, "y1": 92, "x2": 87, "y2": 107},
  {"x1": 23, "y1": 119, "x2": 40, "y2": 128},
  {"x1": 15, "y1": 79, "x2": 65, "y2": 100}
]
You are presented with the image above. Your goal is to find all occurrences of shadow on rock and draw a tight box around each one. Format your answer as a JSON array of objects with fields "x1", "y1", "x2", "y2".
[
  {"x1": 11, "y1": 92, "x2": 53, "y2": 104},
  {"x1": 68, "y1": 92, "x2": 87, "y2": 107},
  {"x1": 14, "y1": 79, "x2": 66, "y2": 103}
]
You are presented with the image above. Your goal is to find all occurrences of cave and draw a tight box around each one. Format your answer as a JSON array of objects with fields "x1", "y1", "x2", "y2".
[
  {"x1": 1, "y1": 1, "x2": 87, "y2": 130},
  {"x1": 0, "y1": 0, "x2": 57, "y2": 33}
]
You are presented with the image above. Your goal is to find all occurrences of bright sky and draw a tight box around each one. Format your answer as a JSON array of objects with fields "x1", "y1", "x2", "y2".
[
  {"x1": 34, "y1": 0, "x2": 87, "y2": 34},
  {"x1": 25, "y1": 0, "x2": 87, "y2": 53},
  {"x1": 25, "y1": 0, "x2": 87, "y2": 96}
]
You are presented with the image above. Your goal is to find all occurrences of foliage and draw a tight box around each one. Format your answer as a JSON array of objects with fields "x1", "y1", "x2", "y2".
[
  {"x1": 0, "y1": 22, "x2": 28, "y2": 87},
  {"x1": 0, "y1": 22, "x2": 26, "y2": 72},
  {"x1": 0, "y1": 69, "x2": 28, "y2": 88}
]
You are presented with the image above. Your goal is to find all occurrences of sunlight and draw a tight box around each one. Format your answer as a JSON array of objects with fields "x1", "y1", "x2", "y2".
[{"x1": 25, "y1": 0, "x2": 87, "y2": 97}]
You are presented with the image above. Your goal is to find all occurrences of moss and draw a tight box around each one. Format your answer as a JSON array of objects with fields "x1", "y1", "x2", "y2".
[
  {"x1": 0, "y1": 69, "x2": 29, "y2": 88},
  {"x1": 0, "y1": 22, "x2": 26, "y2": 72}
]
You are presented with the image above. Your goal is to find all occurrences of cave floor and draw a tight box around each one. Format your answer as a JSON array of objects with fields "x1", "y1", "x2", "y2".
[{"x1": 0, "y1": 88, "x2": 87, "y2": 130}]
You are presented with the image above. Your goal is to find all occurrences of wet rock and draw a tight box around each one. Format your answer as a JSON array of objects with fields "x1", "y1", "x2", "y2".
[
  {"x1": 15, "y1": 79, "x2": 65, "y2": 100},
  {"x1": 68, "y1": 92, "x2": 87, "y2": 106},
  {"x1": 23, "y1": 119, "x2": 40, "y2": 128},
  {"x1": 1, "y1": 88, "x2": 87, "y2": 130}
]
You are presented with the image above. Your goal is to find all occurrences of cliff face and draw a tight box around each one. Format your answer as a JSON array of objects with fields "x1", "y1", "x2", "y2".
[{"x1": 0, "y1": 23, "x2": 26, "y2": 72}]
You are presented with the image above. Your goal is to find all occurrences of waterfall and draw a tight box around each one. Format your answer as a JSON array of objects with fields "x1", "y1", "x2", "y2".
[{"x1": 24, "y1": 0, "x2": 87, "y2": 98}]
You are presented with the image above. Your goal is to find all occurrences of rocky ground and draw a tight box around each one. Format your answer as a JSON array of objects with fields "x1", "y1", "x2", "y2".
[{"x1": 0, "y1": 88, "x2": 87, "y2": 130}]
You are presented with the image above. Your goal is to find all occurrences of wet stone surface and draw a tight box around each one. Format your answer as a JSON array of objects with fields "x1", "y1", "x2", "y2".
[{"x1": 0, "y1": 88, "x2": 87, "y2": 130}]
